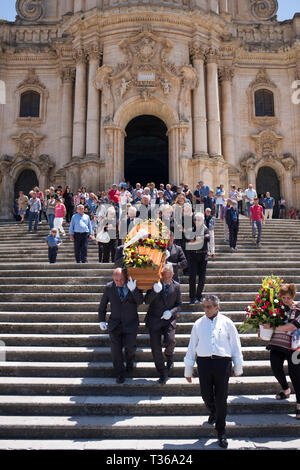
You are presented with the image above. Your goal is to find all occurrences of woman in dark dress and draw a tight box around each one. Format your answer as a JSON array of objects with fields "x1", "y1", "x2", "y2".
[{"x1": 63, "y1": 186, "x2": 74, "y2": 223}]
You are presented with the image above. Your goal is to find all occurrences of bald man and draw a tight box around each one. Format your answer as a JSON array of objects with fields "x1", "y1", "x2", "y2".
[{"x1": 98, "y1": 268, "x2": 144, "y2": 383}]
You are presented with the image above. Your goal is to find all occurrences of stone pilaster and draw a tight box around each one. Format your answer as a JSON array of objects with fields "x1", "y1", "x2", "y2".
[
  {"x1": 86, "y1": 43, "x2": 102, "y2": 158},
  {"x1": 59, "y1": 67, "x2": 75, "y2": 168},
  {"x1": 72, "y1": 48, "x2": 87, "y2": 160},
  {"x1": 219, "y1": 66, "x2": 235, "y2": 164},
  {"x1": 189, "y1": 41, "x2": 208, "y2": 157},
  {"x1": 206, "y1": 48, "x2": 222, "y2": 157}
]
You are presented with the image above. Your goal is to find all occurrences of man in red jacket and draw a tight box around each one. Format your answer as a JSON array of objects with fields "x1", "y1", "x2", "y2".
[{"x1": 249, "y1": 197, "x2": 265, "y2": 248}]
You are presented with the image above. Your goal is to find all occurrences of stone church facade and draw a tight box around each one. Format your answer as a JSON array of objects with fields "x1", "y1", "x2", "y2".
[{"x1": 0, "y1": 0, "x2": 300, "y2": 217}]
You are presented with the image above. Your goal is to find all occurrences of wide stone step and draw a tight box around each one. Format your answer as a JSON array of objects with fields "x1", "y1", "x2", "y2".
[
  {"x1": 0, "y1": 360, "x2": 275, "y2": 378},
  {"x1": 0, "y1": 414, "x2": 298, "y2": 439},
  {"x1": 0, "y1": 395, "x2": 296, "y2": 416},
  {"x1": 0, "y1": 333, "x2": 262, "y2": 347},
  {"x1": 0, "y1": 346, "x2": 269, "y2": 362},
  {"x1": 0, "y1": 376, "x2": 290, "y2": 395}
]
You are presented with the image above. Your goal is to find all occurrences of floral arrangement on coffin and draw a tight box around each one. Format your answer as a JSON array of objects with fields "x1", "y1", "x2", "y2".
[
  {"x1": 123, "y1": 219, "x2": 169, "y2": 289},
  {"x1": 123, "y1": 219, "x2": 169, "y2": 270},
  {"x1": 239, "y1": 275, "x2": 287, "y2": 339}
]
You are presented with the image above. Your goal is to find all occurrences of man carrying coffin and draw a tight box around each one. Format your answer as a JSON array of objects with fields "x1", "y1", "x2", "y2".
[
  {"x1": 144, "y1": 264, "x2": 182, "y2": 384},
  {"x1": 98, "y1": 268, "x2": 144, "y2": 384}
]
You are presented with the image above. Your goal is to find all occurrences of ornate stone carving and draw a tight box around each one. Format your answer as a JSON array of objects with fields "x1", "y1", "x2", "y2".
[
  {"x1": 86, "y1": 43, "x2": 103, "y2": 62},
  {"x1": 249, "y1": 68, "x2": 277, "y2": 90},
  {"x1": 218, "y1": 67, "x2": 235, "y2": 83},
  {"x1": 73, "y1": 48, "x2": 87, "y2": 65},
  {"x1": 178, "y1": 65, "x2": 198, "y2": 121},
  {"x1": 206, "y1": 47, "x2": 219, "y2": 64},
  {"x1": 250, "y1": 0, "x2": 278, "y2": 21},
  {"x1": 280, "y1": 153, "x2": 296, "y2": 171},
  {"x1": 94, "y1": 65, "x2": 114, "y2": 120},
  {"x1": 16, "y1": 0, "x2": 45, "y2": 22},
  {"x1": 16, "y1": 68, "x2": 46, "y2": 91},
  {"x1": 11, "y1": 130, "x2": 45, "y2": 160},
  {"x1": 251, "y1": 129, "x2": 283, "y2": 159},
  {"x1": 60, "y1": 67, "x2": 76, "y2": 84},
  {"x1": 189, "y1": 40, "x2": 206, "y2": 62}
]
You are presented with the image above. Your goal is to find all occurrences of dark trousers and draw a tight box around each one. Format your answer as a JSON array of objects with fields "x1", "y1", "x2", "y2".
[
  {"x1": 73, "y1": 232, "x2": 89, "y2": 263},
  {"x1": 98, "y1": 242, "x2": 103, "y2": 262},
  {"x1": 48, "y1": 246, "x2": 58, "y2": 264},
  {"x1": 238, "y1": 200, "x2": 243, "y2": 215},
  {"x1": 270, "y1": 348, "x2": 300, "y2": 403},
  {"x1": 188, "y1": 253, "x2": 208, "y2": 300},
  {"x1": 109, "y1": 325, "x2": 137, "y2": 376},
  {"x1": 103, "y1": 239, "x2": 117, "y2": 263},
  {"x1": 197, "y1": 357, "x2": 232, "y2": 436},
  {"x1": 149, "y1": 323, "x2": 176, "y2": 376},
  {"x1": 66, "y1": 205, "x2": 74, "y2": 223},
  {"x1": 229, "y1": 222, "x2": 239, "y2": 249}
]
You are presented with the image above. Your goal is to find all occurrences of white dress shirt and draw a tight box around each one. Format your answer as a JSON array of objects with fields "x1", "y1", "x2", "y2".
[{"x1": 184, "y1": 313, "x2": 243, "y2": 376}]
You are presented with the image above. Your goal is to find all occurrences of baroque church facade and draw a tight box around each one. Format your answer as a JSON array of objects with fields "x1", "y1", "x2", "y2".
[{"x1": 0, "y1": 0, "x2": 300, "y2": 217}]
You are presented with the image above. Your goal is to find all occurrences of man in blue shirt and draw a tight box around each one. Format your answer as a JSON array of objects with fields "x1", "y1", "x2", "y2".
[
  {"x1": 263, "y1": 192, "x2": 275, "y2": 220},
  {"x1": 199, "y1": 181, "x2": 210, "y2": 201},
  {"x1": 28, "y1": 192, "x2": 41, "y2": 232},
  {"x1": 69, "y1": 205, "x2": 93, "y2": 263}
]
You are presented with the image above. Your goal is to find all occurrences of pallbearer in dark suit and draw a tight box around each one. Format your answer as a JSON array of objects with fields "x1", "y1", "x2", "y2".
[
  {"x1": 166, "y1": 232, "x2": 188, "y2": 282},
  {"x1": 98, "y1": 268, "x2": 144, "y2": 384},
  {"x1": 144, "y1": 264, "x2": 182, "y2": 384}
]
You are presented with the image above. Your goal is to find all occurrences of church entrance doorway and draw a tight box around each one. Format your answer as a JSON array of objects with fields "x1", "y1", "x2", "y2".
[
  {"x1": 124, "y1": 115, "x2": 168, "y2": 187},
  {"x1": 14, "y1": 169, "x2": 39, "y2": 198},
  {"x1": 256, "y1": 166, "x2": 281, "y2": 218}
]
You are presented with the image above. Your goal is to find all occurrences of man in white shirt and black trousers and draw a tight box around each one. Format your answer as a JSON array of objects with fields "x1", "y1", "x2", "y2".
[{"x1": 184, "y1": 294, "x2": 243, "y2": 449}]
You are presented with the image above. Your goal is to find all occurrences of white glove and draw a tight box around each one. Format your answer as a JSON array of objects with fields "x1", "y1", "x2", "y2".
[
  {"x1": 165, "y1": 250, "x2": 170, "y2": 259},
  {"x1": 153, "y1": 281, "x2": 162, "y2": 293},
  {"x1": 161, "y1": 310, "x2": 172, "y2": 320},
  {"x1": 127, "y1": 276, "x2": 136, "y2": 292},
  {"x1": 99, "y1": 322, "x2": 107, "y2": 331}
]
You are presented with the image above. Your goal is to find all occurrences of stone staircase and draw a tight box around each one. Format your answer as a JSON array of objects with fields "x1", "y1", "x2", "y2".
[{"x1": 0, "y1": 218, "x2": 300, "y2": 450}]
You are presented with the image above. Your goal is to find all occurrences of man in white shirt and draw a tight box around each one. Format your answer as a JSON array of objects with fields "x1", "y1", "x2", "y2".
[
  {"x1": 184, "y1": 295, "x2": 243, "y2": 449},
  {"x1": 244, "y1": 184, "x2": 257, "y2": 217}
]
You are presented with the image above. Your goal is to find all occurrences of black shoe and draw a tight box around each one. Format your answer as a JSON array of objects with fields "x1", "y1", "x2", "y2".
[
  {"x1": 126, "y1": 362, "x2": 136, "y2": 373},
  {"x1": 197, "y1": 296, "x2": 203, "y2": 303},
  {"x1": 189, "y1": 298, "x2": 197, "y2": 305},
  {"x1": 218, "y1": 435, "x2": 228, "y2": 449},
  {"x1": 208, "y1": 414, "x2": 216, "y2": 425},
  {"x1": 116, "y1": 375, "x2": 125, "y2": 384},
  {"x1": 157, "y1": 375, "x2": 168, "y2": 385},
  {"x1": 166, "y1": 358, "x2": 174, "y2": 370}
]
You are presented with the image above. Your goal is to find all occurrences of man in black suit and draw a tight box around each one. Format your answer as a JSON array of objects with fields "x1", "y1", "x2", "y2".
[
  {"x1": 144, "y1": 264, "x2": 182, "y2": 384},
  {"x1": 166, "y1": 232, "x2": 188, "y2": 282},
  {"x1": 98, "y1": 268, "x2": 144, "y2": 383}
]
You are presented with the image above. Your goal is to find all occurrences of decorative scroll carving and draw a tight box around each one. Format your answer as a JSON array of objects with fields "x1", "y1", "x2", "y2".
[
  {"x1": 250, "y1": 0, "x2": 278, "y2": 21},
  {"x1": 16, "y1": 0, "x2": 45, "y2": 22},
  {"x1": 16, "y1": 68, "x2": 46, "y2": 91},
  {"x1": 94, "y1": 65, "x2": 115, "y2": 121}
]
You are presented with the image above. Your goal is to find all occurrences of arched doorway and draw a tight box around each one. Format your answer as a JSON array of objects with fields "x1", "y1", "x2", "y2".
[
  {"x1": 14, "y1": 169, "x2": 39, "y2": 198},
  {"x1": 256, "y1": 166, "x2": 280, "y2": 218},
  {"x1": 124, "y1": 115, "x2": 168, "y2": 187}
]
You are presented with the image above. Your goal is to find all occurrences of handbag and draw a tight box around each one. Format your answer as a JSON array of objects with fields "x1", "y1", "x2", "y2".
[
  {"x1": 291, "y1": 329, "x2": 300, "y2": 351},
  {"x1": 96, "y1": 229, "x2": 110, "y2": 243}
]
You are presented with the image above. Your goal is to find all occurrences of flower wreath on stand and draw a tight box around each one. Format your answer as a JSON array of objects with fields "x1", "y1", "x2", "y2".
[{"x1": 239, "y1": 275, "x2": 288, "y2": 340}]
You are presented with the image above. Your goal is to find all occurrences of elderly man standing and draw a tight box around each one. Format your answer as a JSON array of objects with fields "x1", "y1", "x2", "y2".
[
  {"x1": 69, "y1": 204, "x2": 93, "y2": 263},
  {"x1": 144, "y1": 264, "x2": 182, "y2": 384},
  {"x1": 184, "y1": 295, "x2": 243, "y2": 449},
  {"x1": 98, "y1": 268, "x2": 143, "y2": 383}
]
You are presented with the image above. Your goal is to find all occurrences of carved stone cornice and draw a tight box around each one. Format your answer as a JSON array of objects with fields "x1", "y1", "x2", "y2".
[
  {"x1": 16, "y1": 68, "x2": 46, "y2": 91},
  {"x1": 249, "y1": 67, "x2": 277, "y2": 89}
]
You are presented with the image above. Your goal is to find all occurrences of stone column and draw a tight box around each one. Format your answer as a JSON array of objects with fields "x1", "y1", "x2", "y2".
[
  {"x1": 60, "y1": 67, "x2": 75, "y2": 168},
  {"x1": 189, "y1": 42, "x2": 208, "y2": 157},
  {"x1": 219, "y1": 66, "x2": 235, "y2": 164},
  {"x1": 219, "y1": 0, "x2": 229, "y2": 13},
  {"x1": 206, "y1": 48, "x2": 222, "y2": 157},
  {"x1": 103, "y1": 124, "x2": 126, "y2": 189},
  {"x1": 72, "y1": 48, "x2": 87, "y2": 160},
  {"x1": 86, "y1": 44, "x2": 101, "y2": 158}
]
